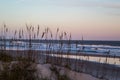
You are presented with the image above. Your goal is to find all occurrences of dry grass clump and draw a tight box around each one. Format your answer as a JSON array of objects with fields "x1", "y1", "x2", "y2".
[
  {"x1": 0, "y1": 52, "x2": 13, "y2": 62},
  {"x1": 0, "y1": 56, "x2": 37, "y2": 80},
  {"x1": 50, "y1": 65, "x2": 70, "y2": 80}
]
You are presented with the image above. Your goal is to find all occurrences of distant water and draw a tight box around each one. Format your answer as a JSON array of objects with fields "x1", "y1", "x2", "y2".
[
  {"x1": 46, "y1": 40, "x2": 120, "y2": 46},
  {"x1": 0, "y1": 39, "x2": 120, "y2": 56},
  {"x1": 0, "y1": 39, "x2": 120, "y2": 46},
  {"x1": 17, "y1": 39, "x2": 120, "y2": 46}
]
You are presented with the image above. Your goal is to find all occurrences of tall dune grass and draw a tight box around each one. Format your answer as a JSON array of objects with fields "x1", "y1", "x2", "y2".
[{"x1": 0, "y1": 24, "x2": 120, "y2": 80}]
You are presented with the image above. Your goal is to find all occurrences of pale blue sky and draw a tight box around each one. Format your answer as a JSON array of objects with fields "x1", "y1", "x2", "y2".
[{"x1": 0, "y1": 0, "x2": 120, "y2": 40}]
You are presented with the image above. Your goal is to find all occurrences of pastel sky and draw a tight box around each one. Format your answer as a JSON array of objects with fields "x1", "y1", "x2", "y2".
[{"x1": 0, "y1": 0, "x2": 120, "y2": 40}]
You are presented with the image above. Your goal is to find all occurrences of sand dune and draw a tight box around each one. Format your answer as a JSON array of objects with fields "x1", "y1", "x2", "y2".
[{"x1": 36, "y1": 64, "x2": 104, "y2": 80}]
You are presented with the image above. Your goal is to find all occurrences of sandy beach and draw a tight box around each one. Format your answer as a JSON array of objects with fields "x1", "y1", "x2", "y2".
[{"x1": 36, "y1": 63, "x2": 105, "y2": 80}]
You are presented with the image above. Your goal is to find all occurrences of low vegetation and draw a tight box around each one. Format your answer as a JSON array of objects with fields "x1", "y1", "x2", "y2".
[
  {"x1": 0, "y1": 54, "x2": 37, "y2": 80},
  {"x1": 50, "y1": 65, "x2": 70, "y2": 80},
  {"x1": 0, "y1": 52, "x2": 13, "y2": 62}
]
